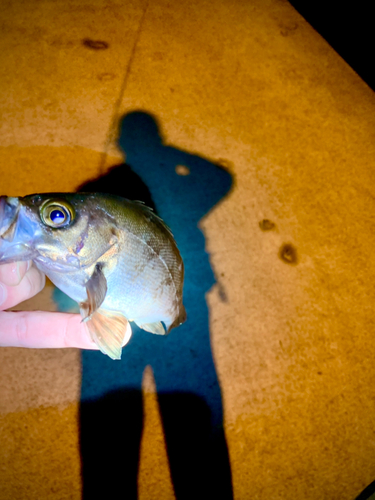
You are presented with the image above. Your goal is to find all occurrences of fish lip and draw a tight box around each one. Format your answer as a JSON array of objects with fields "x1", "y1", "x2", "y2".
[
  {"x1": 0, "y1": 196, "x2": 20, "y2": 240},
  {"x1": 34, "y1": 254, "x2": 83, "y2": 273},
  {"x1": 0, "y1": 242, "x2": 36, "y2": 264},
  {"x1": 0, "y1": 197, "x2": 39, "y2": 264}
]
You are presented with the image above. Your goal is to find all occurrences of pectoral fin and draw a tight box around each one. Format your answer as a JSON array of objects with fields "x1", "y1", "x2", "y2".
[
  {"x1": 81, "y1": 308, "x2": 132, "y2": 360},
  {"x1": 80, "y1": 263, "x2": 132, "y2": 359},
  {"x1": 135, "y1": 321, "x2": 166, "y2": 335},
  {"x1": 81, "y1": 263, "x2": 107, "y2": 321}
]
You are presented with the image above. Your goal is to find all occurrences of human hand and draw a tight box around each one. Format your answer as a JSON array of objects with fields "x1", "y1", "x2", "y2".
[{"x1": 0, "y1": 261, "x2": 98, "y2": 350}]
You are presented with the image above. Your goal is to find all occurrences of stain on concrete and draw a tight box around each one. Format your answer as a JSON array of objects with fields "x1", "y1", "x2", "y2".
[
  {"x1": 279, "y1": 22, "x2": 299, "y2": 36},
  {"x1": 279, "y1": 242, "x2": 298, "y2": 264},
  {"x1": 97, "y1": 72, "x2": 116, "y2": 81},
  {"x1": 259, "y1": 219, "x2": 276, "y2": 231},
  {"x1": 82, "y1": 39, "x2": 109, "y2": 50}
]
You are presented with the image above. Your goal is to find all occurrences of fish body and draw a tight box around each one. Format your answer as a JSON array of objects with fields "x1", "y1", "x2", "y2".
[{"x1": 0, "y1": 193, "x2": 186, "y2": 359}]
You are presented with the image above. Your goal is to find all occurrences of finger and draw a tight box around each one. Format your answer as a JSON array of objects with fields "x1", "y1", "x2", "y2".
[
  {"x1": 0, "y1": 311, "x2": 99, "y2": 350},
  {"x1": 0, "y1": 261, "x2": 31, "y2": 286},
  {"x1": 0, "y1": 266, "x2": 46, "y2": 311}
]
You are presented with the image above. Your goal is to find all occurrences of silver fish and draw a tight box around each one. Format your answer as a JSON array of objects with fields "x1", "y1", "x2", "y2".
[{"x1": 0, "y1": 193, "x2": 186, "y2": 359}]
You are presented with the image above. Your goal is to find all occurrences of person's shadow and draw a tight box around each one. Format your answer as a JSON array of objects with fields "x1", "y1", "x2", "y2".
[{"x1": 76, "y1": 111, "x2": 234, "y2": 499}]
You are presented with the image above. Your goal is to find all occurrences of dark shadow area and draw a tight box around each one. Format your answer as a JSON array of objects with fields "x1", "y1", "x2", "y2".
[
  {"x1": 80, "y1": 390, "x2": 143, "y2": 499},
  {"x1": 78, "y1": 111, "x2": 233, "y2": 499},
  {"x1": 355, "y1": 480, "x2": 375, "y2": 500},
  {"x1": 289, "y1": 1, "x2": 375, "y2": 92},
  {"x1": 80, "y1": 390, "x2": 232, "y2": 499}
]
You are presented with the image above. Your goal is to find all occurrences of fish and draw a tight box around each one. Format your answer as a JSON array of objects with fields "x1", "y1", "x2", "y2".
[{"x1": 0, "y1": 193, "x2": 186, "y2": 359}]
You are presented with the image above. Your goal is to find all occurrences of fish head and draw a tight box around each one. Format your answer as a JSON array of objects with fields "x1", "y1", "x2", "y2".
[{"x1": 0, "y1": 193, "x2": 119, "y2": 273}]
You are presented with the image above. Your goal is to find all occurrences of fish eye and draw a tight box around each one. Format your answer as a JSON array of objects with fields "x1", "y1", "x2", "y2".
[{"x1": 40, "y1": 200, "x2": 75, "y2": 228}]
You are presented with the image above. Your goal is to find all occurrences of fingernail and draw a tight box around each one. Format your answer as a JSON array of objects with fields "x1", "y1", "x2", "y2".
[
  {"x1": 0, "y1": 283, "x2": 7, "y2": 306},
  {"x1": 16, "y1": 262, "x2": 23, "y2": 283},
  {"x1": 16, "y1": 261, "x2": 30, "y2": 284}
]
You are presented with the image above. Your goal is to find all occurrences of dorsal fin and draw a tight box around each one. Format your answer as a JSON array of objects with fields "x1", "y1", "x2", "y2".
[{"x1": 132, "y1": 200, "x2": 174, "y2": 238}]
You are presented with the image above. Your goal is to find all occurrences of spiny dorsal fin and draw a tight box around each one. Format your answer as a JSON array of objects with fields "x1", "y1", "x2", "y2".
[{"x1": 132, "y1": 200, "x2": 174, "y2": 238}]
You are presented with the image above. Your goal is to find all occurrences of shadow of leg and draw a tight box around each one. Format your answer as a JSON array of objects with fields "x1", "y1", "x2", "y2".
[
  {"x1": 158, "y1": 393, "x2": 233, "y2": 500},
  {"x1": 80, "y1": 389, "x2": 143, "y2": 500}
]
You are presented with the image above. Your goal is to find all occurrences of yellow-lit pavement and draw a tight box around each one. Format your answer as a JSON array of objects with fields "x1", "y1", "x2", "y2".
[{"x1": 1, "y1": 1, "x2": 375, "y2": 498}]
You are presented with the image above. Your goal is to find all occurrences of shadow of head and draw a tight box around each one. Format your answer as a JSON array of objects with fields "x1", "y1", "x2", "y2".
[
  {"x1": 79, "y1": 109, "x2": 233, "y2": 227},
  {"x1": 118, "y1": 110, "x2": 163, "y2": 153}
]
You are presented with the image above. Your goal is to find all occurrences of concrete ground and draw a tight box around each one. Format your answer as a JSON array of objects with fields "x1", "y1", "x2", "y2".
[{"x1": 1, "y1": 0, "x2": 375, "y2": 499}]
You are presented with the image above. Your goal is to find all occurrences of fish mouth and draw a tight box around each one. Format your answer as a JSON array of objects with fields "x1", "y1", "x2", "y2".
[
  {"x1": 34, "y1": 253, "x2": 82, "y2": 273},
  {"x1": 0, "y1": 196, "x2": 37, "y2": 264},
  {"x1": 0, "y1": 242, "x2": 36, "y2": 264},
  {"x1": 0, "y1": 196, "x2": 20, "y2": 241}
]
